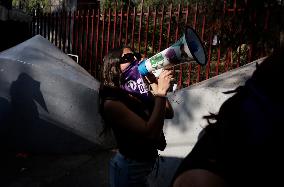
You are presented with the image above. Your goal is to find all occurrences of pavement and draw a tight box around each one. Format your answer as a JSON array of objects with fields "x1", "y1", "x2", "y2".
[
  {"x1": 1, "y1": 150, "x2": 114, "y2": 187},
  {"x1": 1, "y1": 150, "x2": 182, "y2": 187}
]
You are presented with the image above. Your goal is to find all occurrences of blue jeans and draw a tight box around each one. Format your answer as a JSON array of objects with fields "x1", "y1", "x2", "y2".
[{"x1": 109, "y1": 152, "x2": 156, "y2": 187}]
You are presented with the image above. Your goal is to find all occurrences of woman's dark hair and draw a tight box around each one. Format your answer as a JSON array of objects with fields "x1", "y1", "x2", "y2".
[
  {"x1": 187, "y1": 47, "x2": 284, "y2": 186},
  {"x1": 203, "y1": 46, "x2": 284, "y2": 127},
  {"x1": 101, "y1": 48, "x2": 123, "y2": 88},
  {"x1": 99, "y1": 46, "x2": 138, "y2": 135},
  {"x1": 99, "y1": 48, "x2": 123, "y2": 134},
  {"x1": 101, "y1": 46, "x2": 140, "y2": 88}
]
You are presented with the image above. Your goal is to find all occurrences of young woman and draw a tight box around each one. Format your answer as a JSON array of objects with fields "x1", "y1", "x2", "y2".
[
  {"x1": 171, "y1": 47, "x2": 284, "y2": 187},
  {"x1": 99, "y1": 47, "x2": 174, "y2": 187}
]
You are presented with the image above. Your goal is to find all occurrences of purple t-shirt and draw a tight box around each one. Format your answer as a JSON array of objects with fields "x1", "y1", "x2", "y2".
[{"x1": 120, "y1": 60, "x2": 152, "y2": 103}]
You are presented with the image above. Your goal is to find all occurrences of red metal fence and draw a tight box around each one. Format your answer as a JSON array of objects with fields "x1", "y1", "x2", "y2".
[{"x1": 31, "y1": 0, "x2": 281, "y2": 89}]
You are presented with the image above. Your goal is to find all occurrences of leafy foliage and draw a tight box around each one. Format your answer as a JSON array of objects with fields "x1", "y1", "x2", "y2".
[
  {"x1": 100, "y1": 0, "x2": 208, "y2": 10},
  {"x1": 12, "y1": 0, "x2": 51, "y2": 13}
]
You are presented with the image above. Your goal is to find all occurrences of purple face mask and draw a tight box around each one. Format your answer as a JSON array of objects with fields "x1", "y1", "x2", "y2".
[{"x1": 120, "y1": 60, "x2": 152, "y2": 103}]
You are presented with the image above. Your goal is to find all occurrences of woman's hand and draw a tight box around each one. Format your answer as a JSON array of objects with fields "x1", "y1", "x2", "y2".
[
  {"x1": 145, "y1": 71, "x2": 174, "y2": 119},
  {"x1": 144, "y1": 72, "x2": 158, "y2": 94},
  {"x1": 155, "y1": 69, "x2": 173, "y2": 96}
]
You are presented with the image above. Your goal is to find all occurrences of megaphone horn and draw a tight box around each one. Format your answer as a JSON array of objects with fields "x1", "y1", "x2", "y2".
[{"x1": 138, "y1": 27, "x2": 208, "y2": 76}]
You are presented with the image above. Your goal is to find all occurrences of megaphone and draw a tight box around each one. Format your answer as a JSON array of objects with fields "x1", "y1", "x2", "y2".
[{"x1": 138, "y1": 27, "x2": 207, "y2": 76}]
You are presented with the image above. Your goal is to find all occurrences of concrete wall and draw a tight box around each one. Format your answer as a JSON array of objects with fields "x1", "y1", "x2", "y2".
[{"x1": 162, "y1": 58, "x2": 266, "y2": 158}]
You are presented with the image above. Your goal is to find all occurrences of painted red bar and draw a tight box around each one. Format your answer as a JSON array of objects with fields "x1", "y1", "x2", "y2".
[
  {"x1": 264, "y1": 9, "x2": 270, "y2": 31},
  {"x1": 234, "y1": 0, "x2": 237, "y2": 13},
  {"x1": 201, "y1": 15, "x2": 206, "y2": 42},
  {"x1": 58, "y1": 12, "x2": 62, "y2": 51},
  {"x1": 195, "y1": 3, "x2": 205, "y2": 82},
  {"x1": 131, "y1": 7, "x2": 136, "y2": 49},
  {"x1": 89, "y1": 9, "x2": 95, "y2": 75},
  {"x1": 43, "y1": 13, "x2": 46, "y2": 38},
  {"x1": 178, "y1": 64, "x2": 182, "y2": 89},
  {"x1": 95, "y1": 9, "x2": 100, "y2": 77},
  {"x1": 71, "y1": 11, "x2": 74, "y2": 53},
  {"x1": 72, "y1": 11, "x2": 76, "y2": 54},
  {"x1": 62, "y1": 11, "x2": 67, "y2": 53},
  {"x1": 51, "y1": 13, "x2": 54, "y2": 44},
  {"x1": 65, "y1": 11, "x2": 71, "y2": 53},
  {"x1": 39, "y1": 12, "x2": 42, "y2": 35},
  {"x1": 151, "y1": 8, "x2": 157, "y2": 55},
  {"x1": 84, "y1": 10, "x2": 89, "y2": 68},
  {"x1": 183, "y1": 3, "x2": 189, "y2": 26},
  {"x1": 118, "y1": 7, "x2": 123, "y2": 47},
  {"x1": 125, "y1": 6, "x2": 130, "y2": 46},
  {"x1": 187, "y1": 63, "x2": 192, "y2": 86},
  {"x1": 229, "y1": 48, "x2": 232, "y2": 69},
  {"x1": 193, "y1": 3, "x2": 197, "y2": 29},
  {"x1": 158, "y1": 5, "x2": 165, "y2": 52},
  {"x1": 67, "y1": 11, "x2": 71, "y2": 53},
  {"x1": 138, "y1": 3, "x2": 143, "y2": 52},
  {"x1": 206, "y1": 34, "x2": 212, "y2": 80},
  {"x1": 55, "y1": 12, "x2": 58, "y2": 47},
  {"x1": 47, "y1": 13, "x2": 51, "y2": 40},
  {"x1": 248, "y1": 44, "x2": 252, "y2": 63},
  {"x1": 225, "y1": 48, "x2": 230, "y2": 72},
  {"x1": 175, "y1": 4, "x2": 181, "y2": 41},
  {"x1": 176, "y1": 4, "x2": 183, "y2": 88},
  {"x1": 197, "y1": 65, "x2": 201, "y2": 83},
  {"x1": 144, "y1": 7, "x2": 150, "y2": 56},
  {"x1": 166, "y1": 4, "x2": 172, "y2": 48},
  {"x1": 75, "y1": 11, "x2": 79, "y2": 55},
  {"x1": 223, "y1": 0, "x2": 227, "y2": 14},
  {"x1": 106, "y1": 8, "x2": 111, "y2": 55},
  {"x1": 183, "y1": 4, "x2": 191, "y2": 87},
  {"x1": 100, "y1": 10, "x2": 105, "y2": 64},
  {"x1": 31, "y1": 11, "x2": 34, "y2": 36},
  {"x1": 216, "y1": 47, "x2": 220, "y2": 76},
  {"x1": 61, "y1": 11, "x2": 65, "y2": 50},
  {"x1": 112, "y1": 4, "x2": 117, "y2": 49},
  {"x1": 236, "y1": 41, "x2": 242, "y2": 68},
  {"x1": 79, "y1": 10, "x2": 84, "y2": 65}
]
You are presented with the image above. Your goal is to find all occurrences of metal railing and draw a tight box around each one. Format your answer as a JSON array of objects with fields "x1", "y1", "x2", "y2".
[{"x1": 30, "y1": 0, "x2": 282, "y2": 89}]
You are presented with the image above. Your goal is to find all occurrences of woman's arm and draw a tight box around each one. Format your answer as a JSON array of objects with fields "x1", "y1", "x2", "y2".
[
  {"x1": 145, "y1": 73, "x2": 174, "y2": 119},
  {"x1": 104, "y1": 70, "x2": 173, "y2": 141}
]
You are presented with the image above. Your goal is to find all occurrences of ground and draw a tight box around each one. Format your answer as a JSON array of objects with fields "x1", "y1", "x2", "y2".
[
  {"x1": 0, "y1": 149, "x2": 181, "y2": 187},
  {"x1": 1, "y1": 150, "x2": 114, "y2": 187}
]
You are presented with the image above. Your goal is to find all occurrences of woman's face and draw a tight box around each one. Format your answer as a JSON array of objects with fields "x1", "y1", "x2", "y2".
[{"x1": 120, "y1": 48, "x2": 133, "y2": 72}]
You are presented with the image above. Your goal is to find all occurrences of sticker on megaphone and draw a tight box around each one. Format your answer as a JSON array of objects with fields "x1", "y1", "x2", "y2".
[
  {"x1": 138, "y1": 27, "x2": 207, "y2": 76},
  {"x1": 151, "y1": 64, "x2": 185, "y2": 93},
  {"x1": 151, "y1": 61, "x2": 192, "y2": 78}
]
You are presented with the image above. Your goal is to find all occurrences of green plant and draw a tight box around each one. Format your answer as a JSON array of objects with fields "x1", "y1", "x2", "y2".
[{"x1": 12, "y1": 0, "x2": 51, "y2": 13}]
